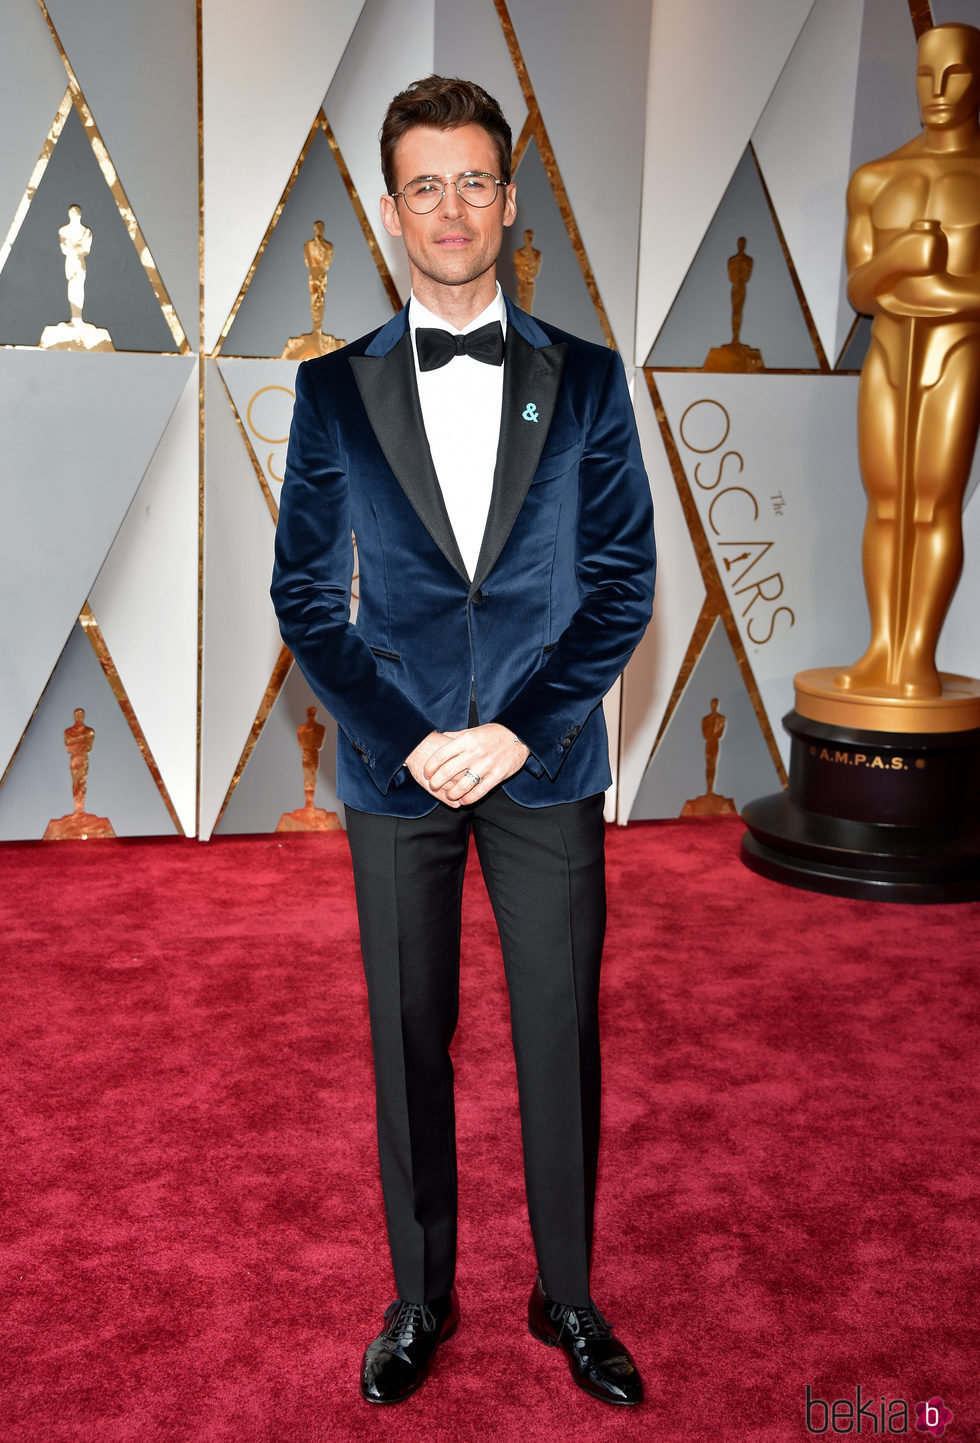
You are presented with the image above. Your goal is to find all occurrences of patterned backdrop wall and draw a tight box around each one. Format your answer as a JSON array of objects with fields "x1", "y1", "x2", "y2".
[{"x1": 2, "y1": 0, "x2": 979, "y2": 840}]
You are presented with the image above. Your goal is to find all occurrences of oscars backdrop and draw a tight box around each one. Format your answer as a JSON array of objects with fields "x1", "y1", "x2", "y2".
[{"x1": 2, "y1": 0, "x2": 979, "y2": 840}]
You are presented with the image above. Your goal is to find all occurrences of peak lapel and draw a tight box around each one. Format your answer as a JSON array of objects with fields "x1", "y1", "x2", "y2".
[
  {"x1": 472, "y1": 327, "x2": 566, "y2": 590},
  {"x1": 349, "y1": 332, "x2": 468, "y2": 581}
]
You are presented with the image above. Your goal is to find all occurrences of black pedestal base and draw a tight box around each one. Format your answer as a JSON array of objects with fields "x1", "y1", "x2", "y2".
[{"x1": 741, "y1": 713, "x2": 980, "y2": 903}]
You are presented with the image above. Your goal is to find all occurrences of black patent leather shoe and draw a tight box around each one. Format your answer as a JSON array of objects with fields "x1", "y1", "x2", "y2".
[
  {"x1": 359, "y1": 1289, "x2": 459, "y2": 1403},
  {"x1": 528, "y1": 1275, "x2": 642, "y2": 1406}
]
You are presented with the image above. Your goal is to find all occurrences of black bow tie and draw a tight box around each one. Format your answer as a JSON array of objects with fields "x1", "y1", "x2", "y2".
[{"x1": 415, "y1": 320, "x2": 505, "y2": 372}]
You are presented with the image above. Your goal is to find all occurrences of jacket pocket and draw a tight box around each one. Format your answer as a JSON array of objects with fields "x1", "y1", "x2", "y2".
[{"x1": 368, "y1": 644, "x2": 401, "y2": 662}]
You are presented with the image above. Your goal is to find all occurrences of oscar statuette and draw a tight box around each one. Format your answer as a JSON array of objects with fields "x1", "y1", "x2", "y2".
[{"x1": 742, "y1": 23, "x2": 980, "y2": 900}]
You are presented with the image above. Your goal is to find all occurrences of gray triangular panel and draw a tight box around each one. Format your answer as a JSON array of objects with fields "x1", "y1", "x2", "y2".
[
  {"x1": 0, "y1": 622, "x2": 176, "y2": 840},
  {"x1": 630, "y1": 619, "x2": 781, "y2": 820},
  {"x1": 223, "y1": 125, "x2": 392, "y2": 358},
  {"x1": 215, "y1": 665, "x2": 343, "y2": 835},
  {"x1": 497, "y1": 137, "x2": 605, "y2": 345},
  {"x1": 0, "y1": 106, "x2": 177, "y2": 352},
  {"x1": 647, "y1": 148, "x2": 819, "y2": 371},
  {"x1": 836, "y1": 314, "x2": 870, "y2": 372}
]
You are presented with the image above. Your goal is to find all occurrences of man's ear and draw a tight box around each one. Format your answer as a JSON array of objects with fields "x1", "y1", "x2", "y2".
[
  {"x1": 379, "y1": 193, "x2": 402, "y2": 239},
  {"x1": 502, "y1": 182, "x2": 518, "y2": 229}
]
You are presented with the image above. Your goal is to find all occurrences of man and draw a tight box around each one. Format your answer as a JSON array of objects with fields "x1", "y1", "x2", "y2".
[
  {"x1": 271, "y1": 75, "x2": 655, "y2": 1407},
  {"x1": 837, "y1": 22, "x2": 980, "y2": 699}
]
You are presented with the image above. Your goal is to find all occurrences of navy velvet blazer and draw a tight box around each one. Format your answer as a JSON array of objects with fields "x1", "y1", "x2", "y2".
[{"x1": 271, "y1": 296, "x2": 656, "y2": 817}]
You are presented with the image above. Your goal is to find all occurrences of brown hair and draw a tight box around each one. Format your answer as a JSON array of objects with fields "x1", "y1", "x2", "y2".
[{"x1": 380, "y1": 75, "x2": 513, "y2": 193}]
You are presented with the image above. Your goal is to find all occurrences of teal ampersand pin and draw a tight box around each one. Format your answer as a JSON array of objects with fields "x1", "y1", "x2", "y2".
[{"x1": 522, "y1": 402, "x2": 538, "y2": 422}]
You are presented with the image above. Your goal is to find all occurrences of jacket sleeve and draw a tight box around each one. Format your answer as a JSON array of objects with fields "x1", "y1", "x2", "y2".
[
  {"x1": 270, "y1": 360, "x2": 434, "y2": 794},
  {"x1": 493, "y1": 348, "x2": 656, "y2": 779}
]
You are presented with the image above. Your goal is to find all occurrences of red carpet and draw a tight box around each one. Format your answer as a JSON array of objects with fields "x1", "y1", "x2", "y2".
[{"x1": 1, "y1": 819, "x2": 978, "y2": 1442}]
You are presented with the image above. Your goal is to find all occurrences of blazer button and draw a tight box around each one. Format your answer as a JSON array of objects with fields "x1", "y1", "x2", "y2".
[{"x1": 471, "y1": 590, "x2": 483, "y2": 605}]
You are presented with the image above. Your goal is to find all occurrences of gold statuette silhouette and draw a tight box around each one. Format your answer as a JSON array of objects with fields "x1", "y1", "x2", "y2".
[
  {"x1": 704, "y1": 237, "x2": 763, "y2": 372},
  {"x1": 39, "y1": 207, "x2": 115, "y2": 353},
  {"x1": 277, "y1": 706, "x2": 341, "y2": 832},
  {"x1": 281, "y1": 221, "x2": 347, "y2": 360},
  {"x1": 682, "y1": 699, "x2": 738, "y2": 817},
  {"x1": 797, "y1": 22, "x2": 980, "y2": 732},
  {"x1": 514, "y1": 229, "x2": 541, "y2": 313},
  {"x1": 44, "y1": 708, "x2": 116, "y2": 839}
]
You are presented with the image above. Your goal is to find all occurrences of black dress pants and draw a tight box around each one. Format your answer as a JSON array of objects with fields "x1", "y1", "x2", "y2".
[{"x1": 345, "y1": 787, "x2": 606, "y2": 1307}]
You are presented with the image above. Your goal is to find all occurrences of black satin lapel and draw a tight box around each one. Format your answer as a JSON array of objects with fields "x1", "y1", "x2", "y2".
[
  {"x1": 472, "y1": 330, "x2": 567, "y2": 589},
  {"x1": 349, "y1": 333, "x2": 468, "y2": 580}
]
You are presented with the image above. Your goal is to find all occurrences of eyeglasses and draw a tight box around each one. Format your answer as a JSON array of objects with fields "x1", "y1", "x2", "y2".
[{"x1": 391, "y1": 171, "x2": 505, "y2": 214}]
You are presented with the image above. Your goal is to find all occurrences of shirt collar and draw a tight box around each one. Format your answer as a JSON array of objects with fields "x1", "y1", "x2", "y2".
[{"x1": 409, "y1": 283, "x2": 507, "y2": 339}]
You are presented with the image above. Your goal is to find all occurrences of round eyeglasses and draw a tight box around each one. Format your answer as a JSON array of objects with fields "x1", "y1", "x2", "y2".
[{"x1": 391, "y1": 171, "x2": 505, "y2": 214}]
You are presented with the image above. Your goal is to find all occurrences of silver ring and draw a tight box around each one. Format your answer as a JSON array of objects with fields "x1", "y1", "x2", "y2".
[{"x1": 464, "y1": 768, "x2": 482, "y2": 785}]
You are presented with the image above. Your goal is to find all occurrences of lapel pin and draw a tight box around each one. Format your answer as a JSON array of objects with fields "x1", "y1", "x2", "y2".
[{"x1": 522, "y1": 402, "x2": 539, "y2": 422}]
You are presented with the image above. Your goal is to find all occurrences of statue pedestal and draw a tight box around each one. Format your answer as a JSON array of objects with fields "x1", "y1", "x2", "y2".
[
  {"x1": 43, "y1": 811, "x2": 116, "y2": 840},
  {"x1": 276, "y1": 803, "x2": 341, "y2": 833},
  {"x1": 741, "y1": 674, "x2": 980, "y2": 902},
  {"x1": 280, "y1": 331, "x2": 345, "y2": 361}
]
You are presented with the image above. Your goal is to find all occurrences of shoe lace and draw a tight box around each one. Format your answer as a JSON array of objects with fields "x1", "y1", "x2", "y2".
[
  {"x1": 548, "y1": 1299, "x2": 612, "y2": 1347},
  {"x1": 381, "y1": 1298, "x2": 437, "y2": 1343}
]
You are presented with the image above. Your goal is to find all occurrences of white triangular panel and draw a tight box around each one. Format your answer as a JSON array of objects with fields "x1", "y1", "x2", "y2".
[
  {"x1": 0, "y1": 351, "x2": 195, "y2": 778},
  {"x1": 326, "y1": 0, "x2": 437, "y2": 307},
  {"x1": 202, "y1": 0, "x2": 367, "y2": 351},
  {"x1": 199, "y1": 362, "x2": 284, "y2": 839},
  {"x1": 656, "y1": 373, "x2": 867, "y2": 768},
  {"x1": 218, "y1": 357, "x2": 300, "y2": 515},
  {"x1": 0, "y1": 4, "x2": 68, "y2": 263},
  {"x1": 753, "y1": 0, "x2": 865, "y2": 365},
  {"x1": 636, "y1": 0, "x2": 815, "y2": 366},
  {"x1": 616, "y1": 371, "x2": 705, "y2": 823},
  {"x1": 505, "y1": 0, "x2": 651, "y2": 357},
  {"x1": 88, "y1": 361, "x2": 199, "y2": 834}
]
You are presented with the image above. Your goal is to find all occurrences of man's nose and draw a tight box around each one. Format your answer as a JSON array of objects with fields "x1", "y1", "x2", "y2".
[{"x1": 438, "y1": 180, "x2": 465, "y2": 217}]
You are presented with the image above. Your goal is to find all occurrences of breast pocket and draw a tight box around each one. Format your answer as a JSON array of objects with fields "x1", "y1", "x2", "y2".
[{"x1": 530, "y1": 441, "x2": 583, "y2": 484}]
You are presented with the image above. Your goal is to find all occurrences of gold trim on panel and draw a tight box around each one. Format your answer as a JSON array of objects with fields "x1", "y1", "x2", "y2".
[
  {"x1": 211, "y1": 645, "x2": 294, "y2": 832},
  {"x1": 908, "y1": 1, "x2": 934, "y2": 40},
  {"x1": 494, "y1": 0, "x2": 616, "y2": 350},
  {"x1": 213, "y1": 362, "x2": 283, "y2": 524},
  {"x1": 26, "y1": 1, "x2": 190, "y2": 353},
  {"x1": 80, "y1": 604, "x2": 185, "y2": 834},
  {"x1": 212, "y1": 110, "x2": 400, "y2": 359},
  {"x1": 643, "y1": 372, "x2": 788, "y2": 786}
]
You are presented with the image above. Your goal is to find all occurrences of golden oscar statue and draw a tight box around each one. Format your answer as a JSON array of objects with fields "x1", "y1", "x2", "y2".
[
  {"x1": 797, "y1": 21, "x2": 980, "y2": 732},
  {"x1": 681, "y1": 699, "x2": 737, "y2": 816},
  {"x1": 44, "y1": 708, "x2": 116, "y2": 840},
  {"x1": 277, "y1": 706, "x2": 341, "y2": 832},
  {"x1": 704, "y1": 237, "x2": 764, "y2": 373},
  {"x1": 742, "y1": 23, "x2": 980, "y2": 902},
  {"x1": 281, "y1": 221, "x2": 347, "y2": 360},
  {"x1": 513, "y1": 229, "x2": 541, "y2": 313}
]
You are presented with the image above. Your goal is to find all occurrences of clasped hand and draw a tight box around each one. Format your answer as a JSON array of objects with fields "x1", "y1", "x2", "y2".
[{"x1": 405, "y1": 723, "x2": 531, "y2": 806}]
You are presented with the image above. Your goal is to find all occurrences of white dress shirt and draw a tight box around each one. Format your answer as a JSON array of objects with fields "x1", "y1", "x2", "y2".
[{"x1": 409, "y1": 285, "x2": 507, "y2": 579}]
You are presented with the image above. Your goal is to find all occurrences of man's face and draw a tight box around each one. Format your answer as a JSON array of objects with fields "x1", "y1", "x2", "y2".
[
  {"x1": 916, "y1": 27, "x2": 980, "y2": 129},
  {"x1": 379, "y1": 123, "x2": 517, "y2": 300}
]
